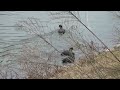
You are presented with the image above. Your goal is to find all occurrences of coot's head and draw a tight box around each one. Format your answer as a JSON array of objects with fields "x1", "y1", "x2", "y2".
[
  {"x1": 59, "y1": 25, "x2": 63, "y2": 28},
  {"x1": 69, "y1": 47, "x2": 73, "y2": 51}
]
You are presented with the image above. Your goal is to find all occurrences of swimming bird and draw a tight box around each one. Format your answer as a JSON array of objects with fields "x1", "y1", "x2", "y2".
[{"x1": 58, "y1": 25, "x2": 65, "y2": 35}]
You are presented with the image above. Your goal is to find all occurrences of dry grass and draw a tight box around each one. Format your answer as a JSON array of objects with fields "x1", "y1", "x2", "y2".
[
  {"x1": 15, "y1": 44, "x2": 63, "y2": 79},
  {"x1": 50, "y1": 50, "x2": 120, "y2": 79}
]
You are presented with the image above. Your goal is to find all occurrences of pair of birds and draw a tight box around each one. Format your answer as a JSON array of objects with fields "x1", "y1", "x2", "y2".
[
  {"x1": 61, "y1": 47, "x2": 75, "y2": 64},
  {"x1": 58, "y1": 25, "x2": 75, "y2": 64}
]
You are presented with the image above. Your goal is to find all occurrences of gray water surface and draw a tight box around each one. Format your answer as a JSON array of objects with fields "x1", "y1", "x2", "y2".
[{"x1": 0, "y1": 11, "x2": 119, "y2": 65}]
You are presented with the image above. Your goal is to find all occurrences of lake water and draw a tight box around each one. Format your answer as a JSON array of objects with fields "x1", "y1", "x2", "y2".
[
  {"x1": 1, "y1": 11, "x2": 120, "y2": 78},
  {"x1": 0, "y1": 11, "x2": 119, "y2": 65}
]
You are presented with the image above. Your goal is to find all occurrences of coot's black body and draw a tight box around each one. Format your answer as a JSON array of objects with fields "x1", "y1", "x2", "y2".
[
  {"x1": 58, "y1": 25, "x2": 65, "y2": 35},
  {"x1": 61, "y1": 47, "x2": 75, "y2": 64}
]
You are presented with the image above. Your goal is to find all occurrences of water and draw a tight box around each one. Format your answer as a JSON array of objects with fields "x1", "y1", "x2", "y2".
[
  {"x1": 0, "y1": 11, "x2": 119, "y2": 64},
  {"x1": 1, "y1": 11, "x2": 120, "y2": 78}
]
